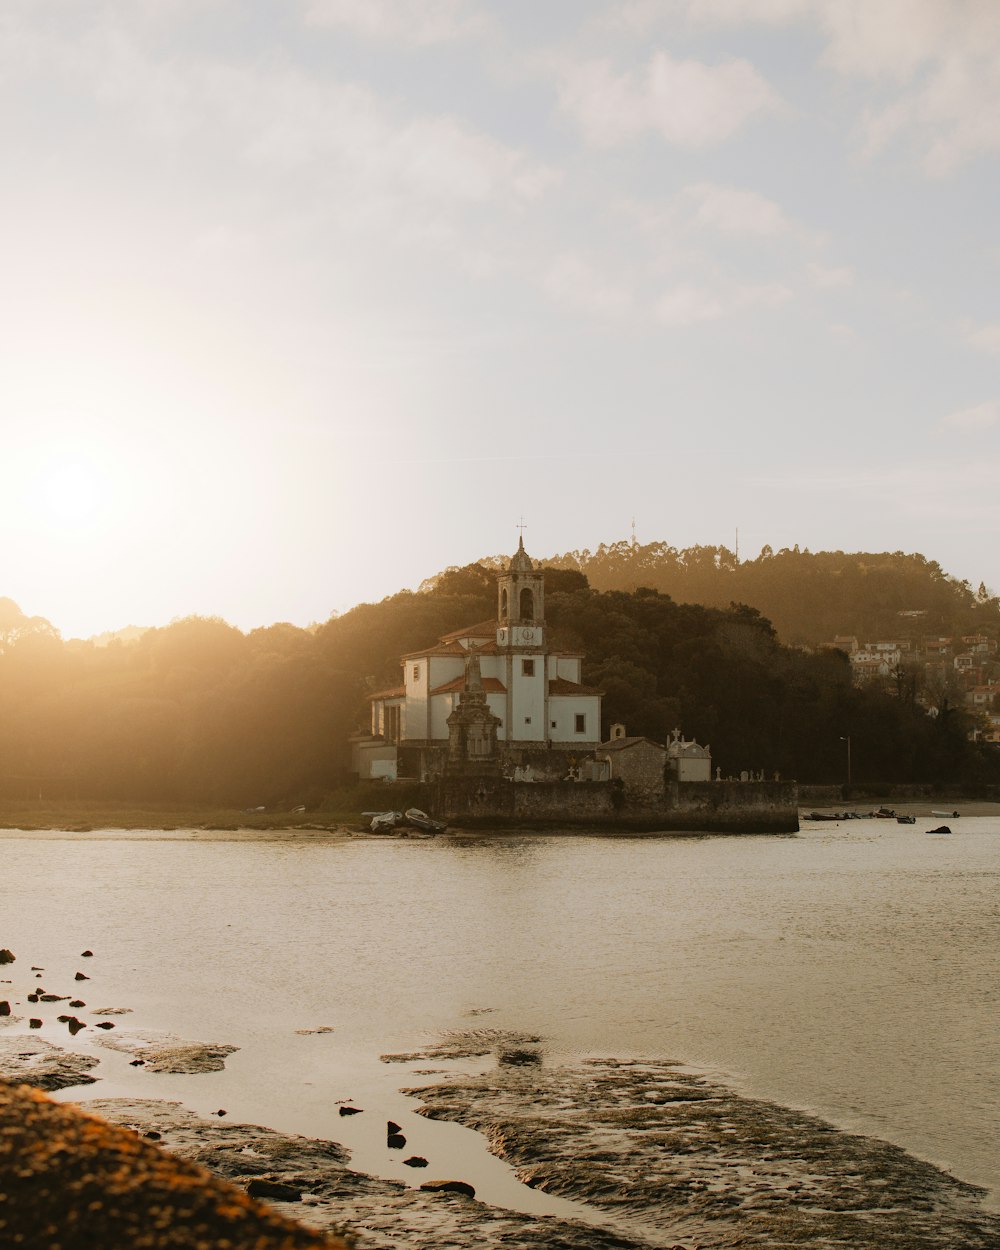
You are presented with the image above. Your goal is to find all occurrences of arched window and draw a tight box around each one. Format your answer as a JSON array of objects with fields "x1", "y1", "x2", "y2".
[
  {"x1": 519, "y1": 587, "x2": 534, "y2": 619},
  {"x1": 500, "y1": 588, "x2": 508, "y2": 619}
]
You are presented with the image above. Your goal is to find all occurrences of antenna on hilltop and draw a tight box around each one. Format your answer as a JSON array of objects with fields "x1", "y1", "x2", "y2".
[
  {"x1": 735, "y1": 526, "x2": 739, "y2": 563},
  {"x1": 631, "y1": 517, "x2": 637, "y2": 549}
]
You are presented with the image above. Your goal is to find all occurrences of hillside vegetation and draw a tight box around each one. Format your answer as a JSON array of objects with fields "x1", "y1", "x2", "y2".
[
  {"x1": 540, "y1": 543, "x2": 1000, "y2": 648},
  {"x1": 3, "y1": 554, "x2": 998, "y2": 805}
]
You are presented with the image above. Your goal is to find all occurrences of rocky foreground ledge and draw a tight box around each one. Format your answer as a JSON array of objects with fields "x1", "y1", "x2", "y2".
[
  {"x1": 0, "y1": 1080, "x2": 343, "y2": 1250},
  {"x1": 5, "y1": 1041, "x2": 1000, "y2": 1249}
]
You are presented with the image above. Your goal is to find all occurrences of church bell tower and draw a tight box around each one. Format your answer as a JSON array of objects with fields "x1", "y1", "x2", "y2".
[{"x1": 496, "y1": 536, "x2": 544, "y2": 649}]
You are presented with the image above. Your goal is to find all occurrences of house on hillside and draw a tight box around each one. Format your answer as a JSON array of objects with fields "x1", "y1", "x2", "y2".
[{"x1": 352, "y1": 540, "x2": 603, "y2": 781}]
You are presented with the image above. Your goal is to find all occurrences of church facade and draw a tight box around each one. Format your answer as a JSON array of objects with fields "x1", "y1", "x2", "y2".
[{"x1": 353, "y1": 541, "x2": 603, "y2": 780}]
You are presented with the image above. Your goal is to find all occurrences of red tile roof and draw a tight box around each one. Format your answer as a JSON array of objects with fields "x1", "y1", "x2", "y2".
[
  {"x1": 430, "y1": 676, "x2": 507, "y2": 695},
  {"x1": 439, "y1": 619, "x2": 497, "y2": 641},
  {"x1": 369, "y1": 685, "x2": 405, "y2": 701},
  {"x1": 400, "y1": 641, "x2": 467, "y2": 660}
]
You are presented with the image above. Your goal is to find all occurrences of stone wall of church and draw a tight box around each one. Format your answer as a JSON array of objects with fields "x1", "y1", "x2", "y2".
[
  {"x1": 604, "y1": 742, "x2": 668, "y2": 801},
  {"x1": 433, "y1": 775, "x2": 799, "y2": 832}
]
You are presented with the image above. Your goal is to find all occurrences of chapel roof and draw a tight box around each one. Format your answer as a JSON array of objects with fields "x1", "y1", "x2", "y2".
[
  {"x1": 601, "y1": 735, "x2": 666, "y2": 752},
  {"x1": 439, "y1": 619, "x2": 496, "y2": 642},
  {"x1": 399, "y1": 640, "x2": 468, "y2": 660},
  {"x1": 430, "y1": 675, "x2": 507, "y2": 695},
  {"x1": 369, "y1": 685, "x2": 405, "y2": 702}
]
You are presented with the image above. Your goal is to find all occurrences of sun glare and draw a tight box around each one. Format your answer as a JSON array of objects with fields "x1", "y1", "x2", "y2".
[{"x1": 39, "y1": 462, "x2": 101, "y2": 526}]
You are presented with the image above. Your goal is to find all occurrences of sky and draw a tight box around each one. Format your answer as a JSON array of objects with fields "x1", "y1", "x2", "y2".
[{"x1": 2, "y1": 0, "x2": 999, "y2": 640}]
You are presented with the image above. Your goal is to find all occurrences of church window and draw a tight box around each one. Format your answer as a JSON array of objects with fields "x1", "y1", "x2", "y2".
[
  {"x1": 522, "y1": 659, "x2": 534, "y2": 676},
  {"x1": 551, "y1": 721, "x2": 557, "y2": 729},
  {"x1": 500, "y1": 588, "x2": 508, "y2": 618},
  {"x1": 575, "y1": 713, "x2": 586, "y2": 733},
  {"x1": 519, "y1": 587, "x2": 534, "y2": 619},
  {"x1": 412, "y1": 665, "x2": 420, "y2": 681}
]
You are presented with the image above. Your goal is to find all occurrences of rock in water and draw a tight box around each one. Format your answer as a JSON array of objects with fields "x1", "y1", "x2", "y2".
[
  {"x1": 75, "y1": 972, "x2": 90, "y2": 981},
  {"x1": 338, "y1": 1106, "x2": 363, "y2": 1116},
  {"x1": 247, "y1": 1178, "x2": 303, "y2": 1202},
  {"x1": 387, "y1": 1133, "x2": 406, "y2": 1149},
  {"x1": 403, "y1": 1156, "x2": 428, "y2": 1168},
  {"x1": 420, "y1": 1180, "x2": 476, "y2": 1198},
  {"x1": 0, "y1": 1002, "x2": 10, "y2": 1017},
  {"x1": 0, "y1": 950, "x2": 14, "y2": 966}
]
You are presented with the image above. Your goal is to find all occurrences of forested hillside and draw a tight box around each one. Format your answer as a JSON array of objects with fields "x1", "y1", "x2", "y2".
[
  {"x1": 2, "y1": 562, "x2": 998, "y2": 806},
  {"x1": 540, "y1": 543, "x2": 1000, "y2": 647}
]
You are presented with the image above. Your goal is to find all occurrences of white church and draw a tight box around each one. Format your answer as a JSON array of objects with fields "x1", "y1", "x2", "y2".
[{"x1": 353, "y1": 540, "x2": 604, "y2": 781}]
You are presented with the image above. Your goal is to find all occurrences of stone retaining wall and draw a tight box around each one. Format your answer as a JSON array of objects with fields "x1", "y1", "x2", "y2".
[{"x1": 435, "y1": 777, "x2": 798, "y2": 832}]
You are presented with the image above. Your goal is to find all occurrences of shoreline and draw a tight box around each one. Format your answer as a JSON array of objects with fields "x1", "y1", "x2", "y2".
[
  {"x1": 2, "y1": 795, "x2": 999, "y2": 834},
  {"x1": 5, "y1": 1033, "x2": 1000, "y2": 1250},
  {"x1": 801, "y1": 800, "x2": 1000, "y2": 818}
]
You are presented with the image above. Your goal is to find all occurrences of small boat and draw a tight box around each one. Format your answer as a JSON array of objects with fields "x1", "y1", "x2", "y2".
[
  {"x1": 874, "y1": 807, "x2": 896, "y2": 819},
  {"x1": 896, "y1": 815, "x2": 916, "y2": 824},
  {"x1": 808, "y1": 812, "x2": 842, "y2": 821},
  {"x1": 404, "y1": 808, "x2": 447, "y2": 833},
  {"x1": 931, "y1": 810, "x2": 960, "y2": 818},
  {"x1": 364, "y1": 810, "x2": 402, "y2": 833},
  {"x1": 927, "y1": 825, "x2": 952, "y2": 835}
]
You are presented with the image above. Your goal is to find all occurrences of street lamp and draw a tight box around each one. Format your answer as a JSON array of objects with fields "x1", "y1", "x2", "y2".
[{"x1": 839, "y1": 735, "x2": 852, "y2": 787}]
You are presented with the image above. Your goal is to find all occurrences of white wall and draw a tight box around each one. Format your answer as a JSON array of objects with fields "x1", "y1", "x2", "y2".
[
  {"x1": 548, "y1": 655, "x2": 582, "y2": 682},
  {"x1": 548, "y1": 695, "x2": 600, "y2": 744},
  {"x1": 402, "y1": 657, "x2": 429, "y2": 740},
  {"x1": 510, "y1": 654, "x2": 546, "y2": 740}
]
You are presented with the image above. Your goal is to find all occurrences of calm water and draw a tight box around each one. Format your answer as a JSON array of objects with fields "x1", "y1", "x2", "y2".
[{"x1": 2, "y1": 819, "x2": 998, "y2": 1211}]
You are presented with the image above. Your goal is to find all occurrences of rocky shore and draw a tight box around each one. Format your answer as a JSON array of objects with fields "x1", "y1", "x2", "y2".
[
  {"x1": 4, "y1": 940, "x2": 999, "y2": 1248},
  {"x1": 408, "y1": 1052, "x2": 1000, "y2": 1250},
  {"x1": 4, "y1": 1026, "x2": 1000, "y2": 1250}
]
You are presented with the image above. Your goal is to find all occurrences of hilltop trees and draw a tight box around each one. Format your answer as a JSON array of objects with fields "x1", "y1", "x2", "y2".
[
  {"x1": 1, "y1": 552, "x2": 998, "y2": 805},
  {"x1": 545, "y1": 544, "x2": 1000, "y2": 647}
]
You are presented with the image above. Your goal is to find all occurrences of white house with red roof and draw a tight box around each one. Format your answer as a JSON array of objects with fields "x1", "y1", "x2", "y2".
[{"x1": 355, "y1": 541, "x2": 603, "y2": 779}]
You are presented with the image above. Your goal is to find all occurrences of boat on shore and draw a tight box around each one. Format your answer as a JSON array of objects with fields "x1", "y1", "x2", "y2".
[
  {"x1": 363, "y1": 809, "x2": 402, "y2": 833},
  {"x1": 361, "y1": 808, "x2": 447, "y2": 834},
  {"x1": 897, "y1": 815, "x2": 916, "y2": 824},
  {"x1": 404, "y1": 807, "x2": 448, "y2": 833},
  {"x1": 931, "y1": 810, "x2": 960, "y2": 818}
]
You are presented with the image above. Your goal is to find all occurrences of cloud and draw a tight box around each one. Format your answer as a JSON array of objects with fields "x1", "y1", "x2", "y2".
[
  {"x1": 656, "y1": 279, "x2": 791, "y2": 325},
  {"x1": 557, "y1": 49, "x2": 780, "y2": 148},
  {"x1": 806, "y1": 262, "x2": 855, "y2": 288},
  {"x1": 941, "y1": 400, "x2": 999, "y2": 431},
  {"x1": 680, "y1": 182, "x2": 793, "y2": 235},
  {"x1": 967, "y1": 324, "x2": 1000, "y2": 355},
  {"x1": 302, "y1": 0, "x2": 485, "y2": 44},
  {"x1": 596, "y1": 0, "x2": 810, "y2": 35},
  {"x1": 543, "y1": 254, "x2": 633, "y2": 318},
  {"x1": 603, "y1": 2, "x2": 1000, "y2": 174}
]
